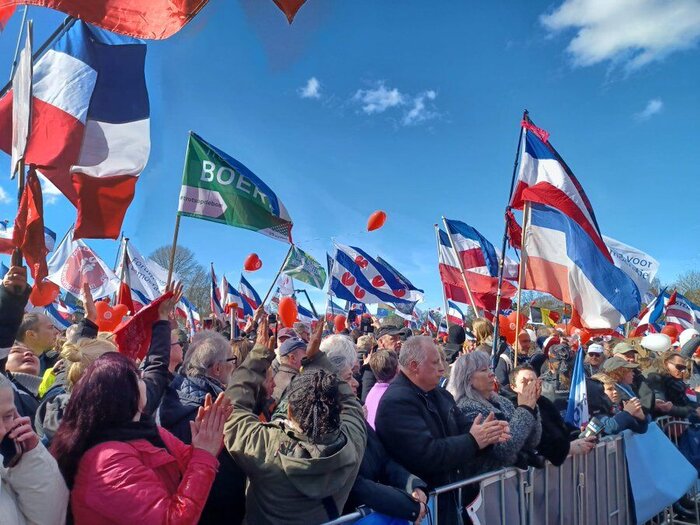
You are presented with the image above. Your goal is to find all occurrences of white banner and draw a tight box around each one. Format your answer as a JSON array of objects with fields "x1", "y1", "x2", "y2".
[{"x1": 603, "y1": 235, "x2": 659, "y2": 302}]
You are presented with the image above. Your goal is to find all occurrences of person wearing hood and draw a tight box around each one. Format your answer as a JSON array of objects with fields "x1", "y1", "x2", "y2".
[
  {"x1": 443, "y1": 324, "x2": 466, "y2": 364},
  {"x1": 224, "y1": 315, "x2": 366, "y2": 525}
]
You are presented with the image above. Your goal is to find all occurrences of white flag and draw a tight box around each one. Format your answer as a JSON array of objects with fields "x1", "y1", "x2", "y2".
[
  {"x1": 603, "y1": 236, "x2": 659, "y2": 302},
  {"x1": 117, "y1": 240, "x2": 172, "y2": 304}
]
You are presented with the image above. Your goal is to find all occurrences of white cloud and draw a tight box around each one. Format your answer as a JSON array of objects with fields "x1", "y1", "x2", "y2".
[
  {"x1": 299, "y1": 77, "x2": 321, "y2": 99},
  {"x1": 635, "y1": 98, "x2": 664, "y2": 120},
  {"x1": 0, "y1": 187, "x2": 11, "y2": 204},
  {"x1": 353, "y1": 82, "x2": 405, "y2": 114},
  {"x1": 541, "y1": 0, "x2": 700, "y2": 70},
  {"x1": 403, "y1": 90, "x2": 438, "y2": 126},
  {"x1": 37, "y1": 173, "x2": 62, "y2": 205}
]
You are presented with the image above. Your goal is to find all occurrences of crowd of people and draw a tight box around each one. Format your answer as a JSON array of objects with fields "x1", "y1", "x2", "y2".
[{"x1": 1, "y1": 263, "x2": 700, "y2": 525}]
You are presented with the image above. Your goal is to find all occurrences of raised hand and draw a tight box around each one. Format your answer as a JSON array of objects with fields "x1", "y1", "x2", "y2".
[
  {"x1": 306, "y1": 320, "x2": 324, "y2": 360},
  {"x1": 81, "y1": 282, "x2": 97, "y2": 322},
  {"x1": 255, "y1": 314, "x2": 270, "y2": 349},
  {"x1": 191, "y1": 393, "x2": 229, "y2": 457},
  {"x1": 3, "y1": 265, "x2": 27, "y2": 296},
  {"x1": 158, "y1": 281, "x2": 184, "y2": 321}
]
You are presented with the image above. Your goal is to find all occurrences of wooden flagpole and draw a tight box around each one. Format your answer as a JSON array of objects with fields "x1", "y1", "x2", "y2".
[
  {"x1": 441, "y1": 217, "x2": 482, "y2": 318},
  {"x1": 492, "y1": 110, "x2": 527, "y2": 358},
  {"x1": 434, "y1": 224, "x2": 451, "y2": 330},
  {"x1": 260, "y1": 244, "x2": 294, "y2": 307},
  {"x1": 513, "y1": 201, "x2": 531, "y2": 367}
]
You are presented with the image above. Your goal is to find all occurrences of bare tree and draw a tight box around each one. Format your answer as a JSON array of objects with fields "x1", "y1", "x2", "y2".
[
  {"x1": 150, "y1": 245, "x2": 210, "y2": 314},
  {"x1": 674, "y1": 270, "x2": 700, "y2": 305}
]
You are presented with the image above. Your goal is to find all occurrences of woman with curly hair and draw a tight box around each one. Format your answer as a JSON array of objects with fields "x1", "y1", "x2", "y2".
[{"x1": 224, "y1": 314, "x2": 366, "y2": 525}]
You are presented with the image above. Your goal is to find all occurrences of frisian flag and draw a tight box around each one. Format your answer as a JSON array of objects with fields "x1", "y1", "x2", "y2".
[
  {"x1": 329, "y1": 243, "x2": 414, "y2": 306},
  {"x1": 210, "y1": 264, "x2": 224, "y2": 319},
  {"x1": 239, "y1": 275, "x2": 261, "y2": 316},
  {"x1": 565, "y1": 347, "x2": 589, "y2": 429},
  {"x1": 0, "y1": 0, "x2": 208, "y2": 39},
  {"x1": 178, "y1": 132, "x2": 293, "y2": 243},
  {"x1": 376, "y1": 255, "x2": 423, "y2": 315},
  {"x1": 0, "y1": 21, "x2": 150, "y2": 239},
  {"x1": 46, "y1": 227, "x2": 120, "y2": 300}
]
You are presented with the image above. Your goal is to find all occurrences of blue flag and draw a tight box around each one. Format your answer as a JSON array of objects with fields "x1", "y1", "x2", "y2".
[{"x1": 565, "y1": 348, "x2": 589, "y2": 429}]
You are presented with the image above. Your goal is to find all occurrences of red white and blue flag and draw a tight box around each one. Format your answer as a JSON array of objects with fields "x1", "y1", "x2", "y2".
[
  {"x1": 523, "y1": 203, "x2": 640, "y2": 329},
  {"x1": 664, "y1": 291, "x2": 699, "y2": 332},
  {"x1": 297, "y1": 304, "x2": 317, "y2": 324},
  {"x1": 325, "y1": 299, "x2": 346, "y2": 320},
  {"x1": 447, "y1": 300, "x2": 465, "y2": 326},
  {"x1": 0, "y1": 220, "x2": 55, "y2": 254},
  {"x1": 511, "y1": 117, "x2": 610, "y2": 261},
  {"x1": 239, "y1": 275, "x2": 261, "y2": 316},
  {"x1": 329, "y1": 243, "x2": 414, "y2": 305},
  {"x1": 45, "y1": 302, "x2": 72, "y2": 330},
  {"x1": 210, "y1": 265, "x2": 224, "y2": 319},
  {"x1": 0, "y1": 21, "x2": 150, "y2": 240}
]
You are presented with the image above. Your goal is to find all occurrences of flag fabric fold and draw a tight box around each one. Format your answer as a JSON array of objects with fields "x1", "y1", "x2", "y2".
[
  {"x1": 239, "y1": 275, "x2": 261, "y2": 315},
  {"x1": 116, "y1": 240, "x2": 170, "y2": 310},
  {"x1": 113, "y1": 292, "x2": 171, "y2": 361},
  {"x1": 178, "y1": 132, "x2": 293, "y2": 243},
  {"x1": 281, "y1": 245, "x2": 326, "y2": 289},
  {"x1": 565, "y1": 348, "x2": 589, "y2": 429}
]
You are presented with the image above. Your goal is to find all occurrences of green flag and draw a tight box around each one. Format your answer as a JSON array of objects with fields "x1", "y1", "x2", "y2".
[
  {"x1": 282, "y1": 246, "x2": 327, "y2": 289},
  {"x1": 178, "y1": 132, "x2": 293, "y2": 243}
]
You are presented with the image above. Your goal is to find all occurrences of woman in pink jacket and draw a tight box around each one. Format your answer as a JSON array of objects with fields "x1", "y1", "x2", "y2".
[{"x1": 50, "y1": 352, "x2": 229, "y2": 525}]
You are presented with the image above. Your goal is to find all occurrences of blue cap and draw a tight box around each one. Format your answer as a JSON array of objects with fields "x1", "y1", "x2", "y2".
[{"x1": 279, "y1": 337, "x2": 307, "y2": 357}]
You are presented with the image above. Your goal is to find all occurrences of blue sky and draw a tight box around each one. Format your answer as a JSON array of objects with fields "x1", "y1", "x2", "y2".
[{"x1": 0, "y1": 0, "x2": 699, "y2": 312}]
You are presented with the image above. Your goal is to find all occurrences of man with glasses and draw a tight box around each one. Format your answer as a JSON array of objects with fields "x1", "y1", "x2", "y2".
[
  {"x1": 169, "y1": 328, "x2": 188, "y2": 377},
  {"x1": 584, "y1": 343, "x2": 606, "y2": 376}
]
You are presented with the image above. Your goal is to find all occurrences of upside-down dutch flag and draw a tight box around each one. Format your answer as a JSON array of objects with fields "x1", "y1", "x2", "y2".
[
  {"x1": 664, "y1": 291, "x2": 699, "y2": 332},
  {"x1": 510, "y1": 116, "x2": 611, "y2": 262},
  {"x1": 447, "y1": 300, "x2": 465, "y2": 326},
  {"x1": 45, "y1": 302, "x2": 72, "y2": 330},
  {"x1": 325, "y1": 299, "x2": 346, "y2": 320},
  {"x1": 0, "y1": 21, "x2": 150, "y2": 240},
  {"x1": 210, "y1": 264, "x2": 224, "y2": 319},
  {"x1": 631, "y1": 288, "x2": 667, "y2": 337},
  {"x1": 523, "y1": 203, "x2": 640, "y2": 329},
  {"x1": 436, "y1": 227, "x2": 515, "y2": 312},
  {"x1": 297, "y1": 304, "x2": 317, "y2": 324},
  {"x1": 239, "y1": 275, "x2": 261, "y2": 316}
]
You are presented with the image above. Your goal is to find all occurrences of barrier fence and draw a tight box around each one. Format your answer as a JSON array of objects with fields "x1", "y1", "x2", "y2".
[{"x1": 324, "y1": 421, "x2": 700, "y2": 525}]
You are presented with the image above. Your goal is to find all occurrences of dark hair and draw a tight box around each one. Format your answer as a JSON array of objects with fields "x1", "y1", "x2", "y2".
[
  {"x1": 509, "y1": 364, "x2": 535, "y2": 386},
  {"x1": 16, "y1": 313, "x2": 42, "y2": 342},
  {"x1": 369, "y1": 349, "x2": 398, "y2": 382},
  {"x1": 287, "y1": 369, "x2": 341, "y2": 443},
  {"x1": 50, "y1": 353, "x2": 141, "y2": 487}
]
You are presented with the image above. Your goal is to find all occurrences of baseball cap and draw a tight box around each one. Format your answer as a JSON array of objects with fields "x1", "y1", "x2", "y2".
[
  {"x1": 376, "y1": 325, "x2": 402, "y2": 340},
  {"x1": 277, "y1": 327, "x2": 297, "y2": 342},
  {"x1": 587, "y1": 343, "x2": 604, "y2": 355},
  {"x1": 602, "y1": 356, "x2": 638, "y2": 373},
  {"x1": 612, "y1": 342, "x2": 637, "y2": 356},
  {"x1": 278, "y1": 337, "x2": 306, "y2": 357}
]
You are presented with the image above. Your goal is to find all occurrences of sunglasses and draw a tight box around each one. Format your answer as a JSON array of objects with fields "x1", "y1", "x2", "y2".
[{"x1": 672, "y1": 363, "x2": 688, "y2": 372}]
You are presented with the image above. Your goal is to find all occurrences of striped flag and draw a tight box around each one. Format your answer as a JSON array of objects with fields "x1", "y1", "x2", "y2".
[
  {"x1": 447, "y1": 300, "x2": 465, "y2": 326},
  {"x1": 210, "y1": 264, "x2": 224, "y2": 318},
  {"x1": 665, "y1": 291, "x2": 698, "y2": 332},
  {"x1": 239, "y1": 275, "x2": 261, "y2": 315}
]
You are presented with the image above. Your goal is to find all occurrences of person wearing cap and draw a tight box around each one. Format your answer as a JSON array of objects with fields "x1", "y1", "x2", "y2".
[
  {"x1": 359, "y1": 324, "x2": 403, "y2": 401},
  {"x1": 646, "y1": 352, "x2": 700, "y2": 420},
  {"x1": 271, "y1": 337, "x2": 308, "y2": 421},
  {"x1": 583, "y1": 343, "x2": 606, "y2": 377},
  {"x1": 590, "y1": 364, "x2": 648, "y2": 435},
  {"x1": 611, "y1": 342, "x2": 657, "y2": 415}
]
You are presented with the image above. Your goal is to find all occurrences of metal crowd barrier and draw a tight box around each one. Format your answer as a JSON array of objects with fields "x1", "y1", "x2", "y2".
[{"x1": 323, "y1": 435, "x2": 629, "y2": 525}]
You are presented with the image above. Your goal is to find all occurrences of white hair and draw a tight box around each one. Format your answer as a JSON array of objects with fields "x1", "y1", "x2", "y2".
[
  {"x1": 186, "y1": 330, "x2": 231, "y2": 377},
  {"x1": 321, "y1": 334, "x2": 357, "y2": 372},
  {"x1": 446, "y1": 351, "x2": 496, "y2": 405},
  {"x1": 398, "y1": 336, "x2": 433, "y2": 368}
]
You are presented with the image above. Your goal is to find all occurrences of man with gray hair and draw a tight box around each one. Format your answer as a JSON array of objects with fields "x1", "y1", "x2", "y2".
[
  {"x1": 375, "y1": 336, "x2": 510, "y2": 525},
  {"x1": 157, "y1": 329, "x2": 244, "y2": 524}
]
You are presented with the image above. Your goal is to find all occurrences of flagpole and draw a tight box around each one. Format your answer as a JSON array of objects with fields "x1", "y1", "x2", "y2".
[
  {"x1": 513, "y1": 201, "x2": 531, "y2": 367},
  {"x1": 8, "y1": 6, "x2": 28, "y2": 82},
  {"x1": 166, "y1": 215, "x2": 181, "y2": 287},
  {"x1": 441, "y1": 217, "x2": 482, "y2": 318},
  {"x1": 434, "y1": 224, "x2": 451, "y2": 330},
  {"x1": 261, "y1": 244, "x2": 293, "y2": 307},
  {"x1": 493, "y1": 110, "x2": 527, "y2": 358}
]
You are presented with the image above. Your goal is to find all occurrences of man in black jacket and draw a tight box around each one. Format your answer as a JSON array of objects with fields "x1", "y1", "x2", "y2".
[
  {"x1": 0, "y1": 266, "x2": 31, "y2": 372},
  {"x1": 375, "y1": 336, "x2": 509, "y2": 525}
]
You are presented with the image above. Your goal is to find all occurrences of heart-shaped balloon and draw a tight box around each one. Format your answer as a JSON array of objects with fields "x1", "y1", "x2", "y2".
[
  {"x1": 333, "y1": 314, "x2": 347, "y2": 333},
  {"x1": 244, "y1": 253, "x2": 263, "y2": 272},
  {"x1": 278, "y1": 297, "x2": 298, "y2": 328},
  {"x1": 273, "y1": 0, "x2": 308, "y2": 23},
  {"x1": 367, "y1": 210, "x2": 387, "y2": 232},
  {"x1": 96, "y1": 301, "x2": 129, "y2": 332}
]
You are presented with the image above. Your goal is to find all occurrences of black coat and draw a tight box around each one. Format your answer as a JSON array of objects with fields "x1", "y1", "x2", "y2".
[
  {"x1": 344, "y1": 425, "x2": 427, "y2": 521},
  {"x1": 647, "y1": 373, "x2": 697, "y2": 419},
  {"x1": 157, "y1": 373, "x2": 246, "y2": 525},
  {"x1": 375, "y1": 372, "x2": 480, "y2": 525},
  {"x1": 0, "y1": 283, "x2": 30, "y2": 372},
  {"x1": 359, "y1": 366, "x2": 377, "y2": 403}
]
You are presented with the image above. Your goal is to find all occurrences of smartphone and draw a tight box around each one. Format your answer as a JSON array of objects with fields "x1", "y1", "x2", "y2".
[
  {"x1": 1, "y1": 435, "x2": 23, "y2": 468},
  {"x1": 268, "y1": 314, "x2": 277, "y2": 327}
]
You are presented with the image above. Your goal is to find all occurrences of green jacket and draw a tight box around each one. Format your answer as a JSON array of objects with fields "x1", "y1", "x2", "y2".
[{"x1": 224, "y1": 345, "x2": 367, "y2": 525}]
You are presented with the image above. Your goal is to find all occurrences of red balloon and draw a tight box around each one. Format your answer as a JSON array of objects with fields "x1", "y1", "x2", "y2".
[
  {"x1": 367, "y1": 210, "x2": 387, "y2": 232},
  {"x1": 244, "y1": 253, "x2": 262, "y2": 272},
  {"x1": 30, "y1": 281, "x2": 59, "y2": 307},
  {"x1": 661, "y1": 325, "x2": 679, "y2": 343},
  {"x1": 273, "y1": 0, "x2": 308, "y2": 23},
  {"x1": 95, "y1": 302, "x2": 128, "y2": 332},
  {"x1": 278, "y1": 297, "x2": 298, "y2": 328},
  {"x1": 334, "y1": 314, "x2": 347, "y2": 333}
]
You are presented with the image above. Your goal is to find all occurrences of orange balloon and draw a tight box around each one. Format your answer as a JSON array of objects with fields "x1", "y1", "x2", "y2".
[
  {"x1": 278, "y1": 297, "x2": 298, "y2": 328},
  {"x1": 367, "y1": 210, "x2": 387, "y2": 232},
  {"x1": 661, "y1": 325, "x2": 679, "y2": 343},
  {"x1": 244, "y1": 253, "x2": 262, "y2": 272},
  {"x1": 334, "y1": 314, "x2": 347, "y2": 333},
  {"x1": 95, "y1": 301, "x2": 128, "y2": 332}
]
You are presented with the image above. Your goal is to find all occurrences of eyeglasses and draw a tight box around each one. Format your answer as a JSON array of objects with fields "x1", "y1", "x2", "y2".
[
  {"x1": 225, "y1": 357, "x2": 238, "y2": 363},
  {"x1": 171, "y1": 342, "x2": 183, "y2": 347},
  {"x1": 672, "y1": 363, "x2": 688, "y2": 372}
]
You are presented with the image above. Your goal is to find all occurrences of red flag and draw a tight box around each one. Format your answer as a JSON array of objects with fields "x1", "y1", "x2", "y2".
[
  {"x1": 506, "y1": 210, "x2": 523, "y2": 250},
  {"x1": 0, "y1": 0, "x2": 207, "y2": 39},
  {"x1": 117, "y1": 281, "x2": 135, "y2": 316},
  {"x1": 273, "y1": 0, "x2": 307, "y2": 23},
  {"x1": 12, "y1": 167, "x2": 57, "y2": 306},
  {"x1": 0, "y1": 5, "x2": 15, "y2": 31},
  {"x1": 113, "y1": 292, "x2": 172, "y2": 361}
]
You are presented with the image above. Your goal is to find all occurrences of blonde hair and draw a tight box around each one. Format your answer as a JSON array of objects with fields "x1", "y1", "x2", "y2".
[
  {"x1": 61, "y1": 338, "x2": 117, "y2": 390},
  {"x1": 472, "y1": 318, "x2": 493, "y2": 346}
]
